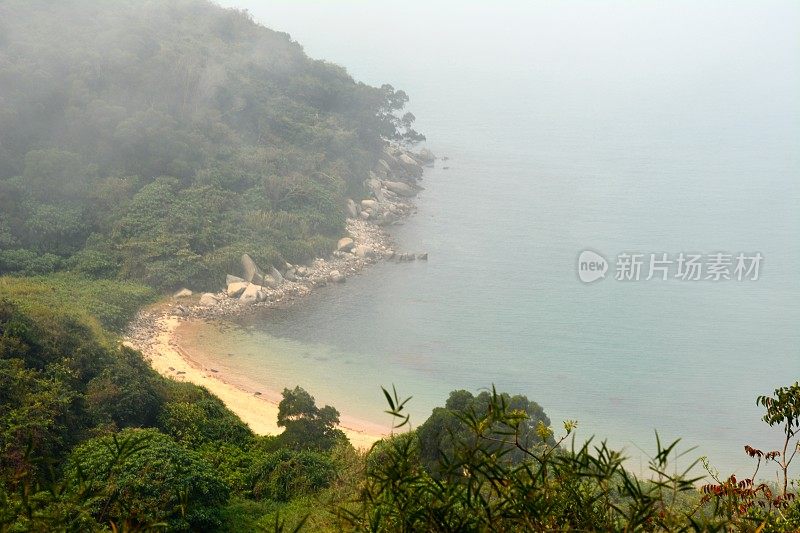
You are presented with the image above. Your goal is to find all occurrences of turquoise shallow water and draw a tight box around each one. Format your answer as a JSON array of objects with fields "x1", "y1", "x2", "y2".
[{"x1": 205, "y1": 0, "x2": 800, "y2": 475}]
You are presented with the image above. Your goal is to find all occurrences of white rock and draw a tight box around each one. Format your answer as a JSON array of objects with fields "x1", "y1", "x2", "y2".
[
  {"x1": 354, "y1": 245, "x2": 374, "y2": 259},
  {"x1": 337, "y1": 237, "x2": 355, "y2": 252},
  {"x1": 199, "y1": 293, "x2": 219, "y2": 306},
  {"x1": 227, "y1": 281, "x2": 249, "y2": 298},
  {"x1": 383, "y1": 181, "x2": 417, "y2": 197},
  {"x1": 173, "y1": 288, "x2": 192, "y2": 299},
  {"x1": 329, "y1": 270, "x2": 345, "y2": 283},
  {"x1": 346, "y1": 198, "x2": 358, "y2": 218},
  {"x1": 239, "y1": 283, "x2": 262, "y2": 304}
]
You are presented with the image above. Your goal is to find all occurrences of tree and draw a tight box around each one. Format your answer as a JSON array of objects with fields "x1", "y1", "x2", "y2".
[
  {"x1": 276, "y1": 386, "x2": 346, "y2": 452},
  {"x1": 757, "y1": 382, "x2": 800, "y2": 497},
  {"x1": 416, "y1": 388, "x2": 557, "y2": 477}
]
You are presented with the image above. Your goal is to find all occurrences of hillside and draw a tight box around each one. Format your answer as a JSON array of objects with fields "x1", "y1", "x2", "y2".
[{"x1": 0, "y1": 0, "x2": 422, "y2": 290}]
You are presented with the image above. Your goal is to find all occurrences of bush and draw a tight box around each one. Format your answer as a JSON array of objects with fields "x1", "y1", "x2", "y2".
[
  {"x1": 67, "y1": 428, "x2": 230, "y2": 531},
  {"x1": 0, "y1": 273, "x2": 156, "y2": 332},
  {"x1": 250, "y1": 449, "x2": 335, "y2": 502},
  {"x1": 0, "y1": 249, "x2": 62, "y2": 276}
]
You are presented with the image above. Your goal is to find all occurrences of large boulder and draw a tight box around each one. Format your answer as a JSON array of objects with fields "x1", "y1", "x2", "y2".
[
  {"x1": 376, "y1": 159, "x2": 392, "y2": 176},
  {"x1": 346, "y1": 198, "x2": 358, "y2": 218},
  {"x1": 199, "y1": 293, "x2": 219, "y2": 306},
  {"x1": 381, "y1": 148, "x2": 400, "y2": 168},
  {"x1": 399, "y1": 152, "x2": 421, "y2": 169},
  {"x1": 269, "y1": 266, "x2": 284, "y2": 285},
  {"x1": 241, "y1": 254, "x2": 264, "y2": 284},
  {"x1": 227, "y1": 281, "x2": 249, "y2": 298},
  {"x1": 361, "y1": 199, "x2": 378, "y2": 211},
  {"x1": 378, "y1": 211, "x2": 397, "y2": 226},
  {"x1": 367, "y1": 177, "x2": 385, "y2": 202},
  {"x1": 262, "y1": 275, "x2": 279, "y2": 289},
  {"x1": 226, "y1": 274, "x2": 245, "y2": 285},
  {"x1": 239, "y1": 283, "x2": 262, "y2": 304},
  {"x1": 383, "y1": 181, "x2": 417, "y2": 197},
  {"x1": 173, "y1": 288, "x2": 192, "y2": 299},
  {"x1": 417, "y1": 148, "x2": 435, "y2": 164},
  {"x1": 337, "y1": 237, "x2": 355, "y2": 252},
  {"x1": 354, "y1": 245, "x2": 374, "y2": 259}
]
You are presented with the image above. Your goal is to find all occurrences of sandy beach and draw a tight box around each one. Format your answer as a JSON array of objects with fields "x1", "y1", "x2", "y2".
[
  {"x1": 122, "y1": 145, "x2": 429, "y2": 451},
  {"x1": 126, "y1": 312, "x2": 388, "y2": 450}
]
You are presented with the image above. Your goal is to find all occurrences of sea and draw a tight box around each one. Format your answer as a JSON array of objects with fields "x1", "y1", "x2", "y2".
[{"x1": 198, "y1": 0, "x2": 800, "y2": 476}]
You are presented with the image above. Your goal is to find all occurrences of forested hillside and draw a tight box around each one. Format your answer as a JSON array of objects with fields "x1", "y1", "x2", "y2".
[{"x1": 0, "y1": 0, "x2": 420, "y2": 290}]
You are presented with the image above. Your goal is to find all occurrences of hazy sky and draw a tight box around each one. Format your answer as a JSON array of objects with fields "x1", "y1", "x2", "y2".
[
  {"x1": 213, "y1": 1, "x2": 800, "y2": 88},
  {"x1": 214, "y1": 1, "x2": 800, "y2": 148}
]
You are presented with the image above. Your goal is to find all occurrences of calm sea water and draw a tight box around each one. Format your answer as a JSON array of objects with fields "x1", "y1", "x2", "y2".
[{"x1": 201, "y1": 0, "x2": 800, "y2": 475}]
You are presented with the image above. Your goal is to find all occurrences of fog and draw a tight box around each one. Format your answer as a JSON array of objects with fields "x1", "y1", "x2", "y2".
[{"x1": 216, "y1": 0, "x2": 800, "y2": 140}]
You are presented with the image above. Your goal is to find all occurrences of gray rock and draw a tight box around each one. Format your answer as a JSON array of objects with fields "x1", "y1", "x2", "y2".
[
  {"x1": 284, "y1": 268, "x2": 297, "y2": 282},
  {"x1": 417, "y1": 148, "x2": 435, "y2": 164},
  {"x1": 262, "y1": 275, "x2": 279, "y2": 289},
  {"x1": 354, "y1": 245, "x2": 374, "y2": 259},
  {"x1": 381, "y1": 148, "x2": 400, "y2": 168},
  {"x1": 359, "y1": 211, "x2": 370, "y2": 220},
  {"x1": 173, "y1": 288, "x2": 192, "y2": 299},
  {"x1": 226, "y1": 274, "x2": 245, "y2": 285},
  {"x1": 256, "y1": 289, "x2": 268, "y2": 303},
  {"x1": 337, "y1": 237, "x2": 355, "y2": 252},
  {"x1": 346, "y1": 198, "x2": 358, "y2": 218},
  {"x1": 269, "y1": 266, "x2": 284, "y2": 285},
  {"x1": 367, "y1": 178, "x2": 385, "y2": 202},
  {"x1": 241, "y1": 254, "x2": 264, "y2": 284},
  {"x1": 296, "y1": 266, "x2": 309, "y2": 277},
  {"x1": 361, "y1": 199, "x2": 378, "y2": 211},
  {"x1": 399, "y1": 152, "x2": 421, "y2": 168},
  {"x1": 378, "y1": 212, "x2": 397, "y2": 226},
  {"x1": 199, "y1": 293, "x2": 219, "y2": 306},
  {"x1": 329, "y1": 270, "x2": 345, "y2": 283},
  {"x1": 227, "y1": 281, "x2": 249, "y2": 298},
  {"x1": 383, "y1": 181, "x2": 417, "y2": 197},
  {"x1": 417, "y1": 253, "x2": 428, "y2": 260},
  {"x1": 377, "y1": 159, "x2": 392, "y2": 175}
]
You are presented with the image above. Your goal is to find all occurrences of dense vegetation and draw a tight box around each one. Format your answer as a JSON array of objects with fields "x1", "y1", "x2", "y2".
[
  {"x1": 1, "y1": 287, "x2": 799, "y2": 530},
  {"x1": 0, "y1": 0, "x2": 421, "y2": 291},
  {"x1": 1, "y1": 1, "x2": 798, "y2": 531}
]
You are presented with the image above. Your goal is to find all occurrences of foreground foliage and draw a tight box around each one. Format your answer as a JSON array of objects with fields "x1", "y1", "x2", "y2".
[
  {"x1": 1, "y1": 284, "x2": 799, "y2": 531},
  {"x1": 336, "y1": 386, "x2": 800, "y2": 532}
]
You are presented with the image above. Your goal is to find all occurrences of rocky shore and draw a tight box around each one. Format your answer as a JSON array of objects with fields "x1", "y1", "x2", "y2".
[
  {"x1": 127, "y1": 143, "x2": 432, "y2": 331},
  {"x1": 124, "y1": 143, "x2": 434, "y2": 441}
]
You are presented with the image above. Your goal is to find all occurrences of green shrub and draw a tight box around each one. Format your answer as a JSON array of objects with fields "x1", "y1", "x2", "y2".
[
  {"x1": 250, "y1": 449, "x2": 335, "y2": 502},
  {"x1": 67, "y1": 428, "x2": 229, "y2": 531},
  {"x1": 0, "y1": 249, "x2": 62, "y2": 276}
]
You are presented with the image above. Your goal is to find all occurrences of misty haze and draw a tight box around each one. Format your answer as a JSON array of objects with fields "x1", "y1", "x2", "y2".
[{"x1": 0, "y1": 1, "x2": 798, "y2": 531}]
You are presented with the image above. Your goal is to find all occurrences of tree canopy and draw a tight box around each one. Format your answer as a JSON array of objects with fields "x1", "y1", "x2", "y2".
[{"x1": 0, "y1": 0, "x2": 422, "y2": 290}]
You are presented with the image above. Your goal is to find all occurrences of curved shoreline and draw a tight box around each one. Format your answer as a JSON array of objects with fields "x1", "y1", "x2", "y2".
[
  {"x1": 125, "y1": 145, "x2": 433, "y2": 449},
  {"x1": 125, "y1": 312, "x2": 387, "y2": 449}
]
